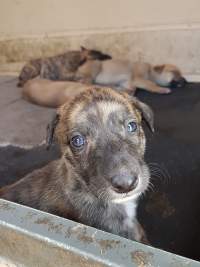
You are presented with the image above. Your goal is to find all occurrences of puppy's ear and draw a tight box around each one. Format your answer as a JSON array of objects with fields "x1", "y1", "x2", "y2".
[
  {"x1": 154, "y1": 65, "x2": 165, "y2": 73},
  {"x1": 131, "y1": 97, "x2": 154, "y2": 132},
  {"x1": 80, "y1": 46, "x2": 89, "y2": 64},
  {"x1": 80, "y1": 46, "x2": 87, "y2": 51},
  {"x1": 46, "y1": 113, "x2": 60, "y2": 150}
]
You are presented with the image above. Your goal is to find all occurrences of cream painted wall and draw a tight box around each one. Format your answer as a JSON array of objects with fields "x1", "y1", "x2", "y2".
[
  {"x1": 1, "y1": 0, "x2": 200, "y2": 38},
  {"x1": 1, "y1": 0, "x2": 200, "y2": 77}
]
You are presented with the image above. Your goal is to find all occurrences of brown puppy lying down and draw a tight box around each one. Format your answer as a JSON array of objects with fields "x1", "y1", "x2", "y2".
[
  {"x1": 22, "y1": 79, "x2": 92, "y2": 108},
  {"x1": 22, "y1": 60, "x2": 187, "y2": 108},
  {"x1": 18, "y1": 46, "x2": 112, "y2": 87},
  {"x1": 0, "y1": 87, "x2": 154, "y2": 243},
  {"x1": 75, "y1": 60, "x2": 187, "y2": 94}
]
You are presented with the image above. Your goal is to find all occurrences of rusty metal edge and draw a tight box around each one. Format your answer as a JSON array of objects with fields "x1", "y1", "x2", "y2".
[{"x1": 0, "y1": 199, "x2": 199, "y2": 267}]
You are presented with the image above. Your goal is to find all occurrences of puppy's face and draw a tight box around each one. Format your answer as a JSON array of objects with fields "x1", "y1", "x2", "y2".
[
  {"x1": 154, "y1": 64, "x2": 187, "y2": 88},
  {"x1": 51, "y1": 88, "x2": 153, "y2": 203}
]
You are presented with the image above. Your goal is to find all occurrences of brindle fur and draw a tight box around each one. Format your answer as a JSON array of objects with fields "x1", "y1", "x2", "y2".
[
  {"x1": 17, "y1": 47, "x2": 111, "y2": 87},
  {"x1": 0, "y1": 87, "x2": 154, "y2": 243}
]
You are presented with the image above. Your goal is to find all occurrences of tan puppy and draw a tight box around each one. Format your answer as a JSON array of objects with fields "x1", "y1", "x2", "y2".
[
  {"x1": 22, "y1": 79, "x2": 93, "y2": 108},
  {"x1": 22, "y1": 61, "x2": 186, "y2": 108},
  {"x1": 0, "y1": 87, "x2": 154, "y2": 243},
  {"x1": 75, "y1": 59, "x2": 187, "y2": 94}
]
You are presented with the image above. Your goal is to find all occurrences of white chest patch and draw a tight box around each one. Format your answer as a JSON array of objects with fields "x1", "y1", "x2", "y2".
[
  {"x1": 120, "y1": 200, "x2": 138, "y2": 229},
  {"x1": 123, "y1": 200, "x2": 137, "y2": 221}
]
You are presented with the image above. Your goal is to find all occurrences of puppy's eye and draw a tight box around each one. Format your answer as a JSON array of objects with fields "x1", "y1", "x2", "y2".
[
  {"x1": 127, "y1": 121, "x2": 137, "y2": 133},
  {"x1": 71, "y1": 135, "x2": 85, "y2": 148}
]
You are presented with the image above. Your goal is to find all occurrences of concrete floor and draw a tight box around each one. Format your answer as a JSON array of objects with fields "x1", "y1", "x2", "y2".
[{"x1": 0, "y1": 76, "x2": 55, "y2": 146}]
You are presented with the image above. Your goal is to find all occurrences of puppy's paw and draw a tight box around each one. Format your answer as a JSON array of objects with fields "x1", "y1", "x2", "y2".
[{"x1": 160, "y1": 88, "x2": 172, "y2": 94}]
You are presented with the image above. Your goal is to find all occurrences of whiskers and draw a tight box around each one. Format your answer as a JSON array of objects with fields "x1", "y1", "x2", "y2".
[
  {"x1": 147, "y1": 180, "x2": 155, "y2": 192},
  {"x1": 148, "y1": 162, "x2": 172, "y2": 185},
  {"x1": 139, "y1": 180, "x2": 154, "y2": 199},
  {"x1": 89, "y1": 183, "x2": 110, "y2": 203}
]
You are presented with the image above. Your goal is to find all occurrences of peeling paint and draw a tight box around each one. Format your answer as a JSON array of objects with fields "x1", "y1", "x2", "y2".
[
  {"x1": 35, "y1": 217, "x2": 63, "y2": 234},
  {"x1": 0, "y1": 202, "x2": 15, "y2": 211},
  {"x1": 20, "y1": 211, "x2": 38, "y2": 224},
  {"x1": 131, "y1": 250, "x2": 154, "y2": 267},
  {"x1": 97, "y1": 239, "x2": 121, "y2": 253},
  {"x1": 66, "y1": 225, "x2": 94, "y2": 244},
  {"x1": 66, "y1": 225, "x2": 121, "y2": 251}
]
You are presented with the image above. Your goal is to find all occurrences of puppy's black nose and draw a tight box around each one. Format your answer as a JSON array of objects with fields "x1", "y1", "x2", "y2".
[
  {"x1": 170, "y1": 77, "x2": 188, "y2": 89},
  {"x1": 180, "y1": 77, "x2": 188, "y2": 87},
  {"x1": 111, "y1": 175, "x2": 138, "y2": 193}
]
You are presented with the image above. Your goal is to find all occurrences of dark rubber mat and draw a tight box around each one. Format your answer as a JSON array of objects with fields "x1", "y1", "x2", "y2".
[{"x1": 136, "y1": 83, "x2": 200, "y2": 260}]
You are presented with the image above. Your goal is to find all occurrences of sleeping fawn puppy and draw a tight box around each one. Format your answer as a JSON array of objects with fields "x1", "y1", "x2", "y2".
[
  {"x1": 22, "y1": 79, "x2": 90, "y2": 108},
  {"x1": 75, "y1": 59, "x2": 187, "y2": 94},
  {"x1": 0, "y1": 87, "x2": 154, "y2": 243},
  {"x1": 21, "y1": 61, "x2": 187, "y2": 108}
]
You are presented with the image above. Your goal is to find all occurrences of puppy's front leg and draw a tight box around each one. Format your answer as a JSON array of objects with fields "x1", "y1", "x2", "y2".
[
  {"x1": 131, "y1": 219, "x2": 150, "y2": 245},
  {"x1": 119, "y1": 80, "x2": 137, "y2": 95},
  {"x1": 121, "y1": 217, "x2": 149, "y2": 244},
  {"x1": 133, "y1": 78, "x2": 171, "y2": 94}
]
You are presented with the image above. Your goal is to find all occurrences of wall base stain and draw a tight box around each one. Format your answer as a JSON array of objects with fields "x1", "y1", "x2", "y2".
[{"x1": 0, "y1": 28, "x2": 200, "y2": 75}]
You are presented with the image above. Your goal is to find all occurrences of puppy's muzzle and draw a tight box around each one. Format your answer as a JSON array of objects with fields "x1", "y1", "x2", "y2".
[
  {"x1": 170, "y1": 77, "x2": 188, "y2": 89},
  {"x1": 111, "y1": 174, "x2": 139, "y2": 194}
]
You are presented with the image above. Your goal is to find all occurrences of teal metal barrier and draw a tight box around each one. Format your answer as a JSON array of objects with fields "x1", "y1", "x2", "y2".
[{"x1": 0, "y1": 199, "x2": 199, "y2": 267}]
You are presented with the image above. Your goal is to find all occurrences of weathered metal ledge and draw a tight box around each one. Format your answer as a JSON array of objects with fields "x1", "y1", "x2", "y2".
[{"x1": 0, "y1": 199, "x2": 199, "y2": 267}]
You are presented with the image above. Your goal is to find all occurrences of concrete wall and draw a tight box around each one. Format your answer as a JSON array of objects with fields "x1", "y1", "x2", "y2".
[
  {"x1": 1, "y1": 0, "x2": 200, "y2": 38},
  {"x1": 1, "y1": 0, "x2": 200, "y2": 78}
]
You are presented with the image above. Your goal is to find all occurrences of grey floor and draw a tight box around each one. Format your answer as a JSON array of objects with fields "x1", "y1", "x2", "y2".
[{"x1": 0, "y1": 76, "x2": 55, "y2": 146}]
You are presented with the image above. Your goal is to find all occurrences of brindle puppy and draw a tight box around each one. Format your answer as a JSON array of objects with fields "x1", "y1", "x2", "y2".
[
  {"x1": 0, "y1": 87, "x2": 154, "y2": 243},
  {"x1": 17, "y1": 46, "x2": 111, "y2": 87}
]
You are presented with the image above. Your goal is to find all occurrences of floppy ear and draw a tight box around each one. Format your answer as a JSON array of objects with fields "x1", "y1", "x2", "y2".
[
  {"x1": 153, "y1": 65, "x2": 165, "y2": 73},
  {"x1": 46, "y1": 113, "x2": 60, "y2": 150},
  {"x1": 80, "y1": 46, "x2": 87, "y2": 51},
  {"x1": 131, "y1": 97, "x2": 154, "y2": 132}
]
